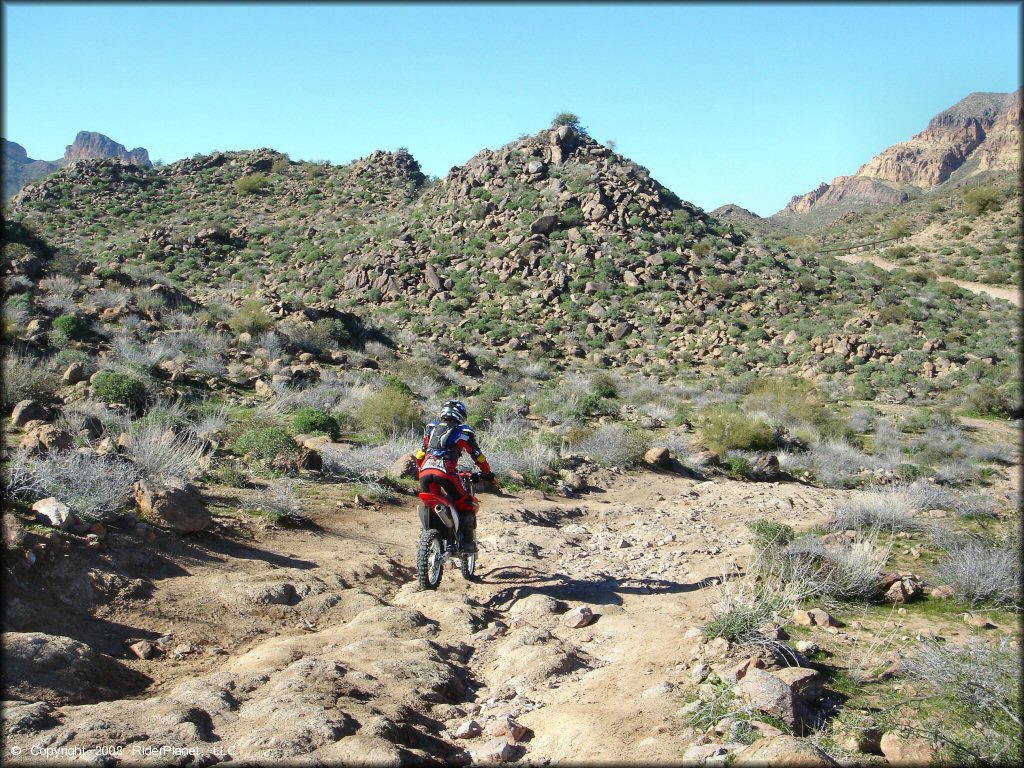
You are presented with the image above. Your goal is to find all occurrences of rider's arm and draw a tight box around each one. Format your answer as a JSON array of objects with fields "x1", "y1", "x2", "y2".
[
  {"x1": 456, "y1": 426, "x2": 492, "y2": 476},
  {"x1": 414, "y1": 424, "x2": 431, "y2": 467}
]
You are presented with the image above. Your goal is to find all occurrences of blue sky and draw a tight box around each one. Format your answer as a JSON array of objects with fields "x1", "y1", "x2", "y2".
[{"x1": 3, "y1": 2, "x2": 1020, "y2": 216}]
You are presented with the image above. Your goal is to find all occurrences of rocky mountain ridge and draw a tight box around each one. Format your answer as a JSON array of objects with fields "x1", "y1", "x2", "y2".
[
  {"x1": 3, "y1": 131, "x2": 151, "y2": 199},
  {"x1": 774, "y1": 89, "x2": 1022, "y2": 226}
]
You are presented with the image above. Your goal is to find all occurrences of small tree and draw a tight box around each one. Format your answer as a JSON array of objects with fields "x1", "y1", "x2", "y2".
[
  {"x1": 236, "y1": 174, "x2": 269, "y2": 195},
  {"x1": 552, "y1": 112, "x2": 586, "y2": 134}
]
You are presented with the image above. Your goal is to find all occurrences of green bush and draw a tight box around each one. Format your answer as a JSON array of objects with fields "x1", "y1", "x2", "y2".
[
  {"x1": 233, "y1": 426, "x2": 297, "y2": 462},
  {"x1": 91, "y1": 372, "x2": 147, "y2": 412},
  {"x1": 236, "y1": 174, "x2": 269, "y2": 195},
  {"x1": 961, "y1": 382, "x2": 1014, "y2": 419},
  {"x1": 52, "y1": 314, "x2": 90, "y2": 341},
  {"x1": 696, "y1": 404, "x2": 774, "y2": 454},
  {"x1": 746, "y1": 519, "x2": 795, "y2": 553},
  {"x1": 292, "y1": 408, "x2": 340, "y2": 440},
  {"x1": 228, "y1": 300, "x2": 274, "y2": 335},
  {"x1": 962, "y1": 185, "x2": 1001, "y2": 216},
  {"x1": 357, "y1": 384, "x2": 421, "y2": 435}
]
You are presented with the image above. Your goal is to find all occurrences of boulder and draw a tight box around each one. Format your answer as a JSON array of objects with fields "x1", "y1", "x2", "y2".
[
  {"x1": 530, "y1": 214, "x2": 559, "y2": 236},
  {"x1": 62, "y1": 362, "x2": 87, "y2": 385},
  {"x1": 390, "y1": 453, "x2": 419, "y2": 480},
  {"x1": 483, "y1": 715, "x2": 527, "y2": 741},
  {"x1": 884, "y1": 575, "x2": 923, "y2": 603},
  {"x1": 133, "y1": 482, "x2": 211, "y2": 534},
  {"x1": 643, "y1": 447, "x2": 671, "y2": 468},
  {"x1": 32, "y1": 498, "x2": 74, "y2": 530},
  {"x1": 731, "y1": 735, "x2": 839, "y2": 766},
  {"x1": 733, "y1": 668, "x2": 813, "y2": 734},
  {"x1": 2, "y1": 632, "x2": 150, "y2": 706},
  {"x1": 11, "y1": 399, "x2": 48, "y2": 428},
  {"x1": 472, "y1": 736, "x2": 516, "y2": 763},
  {"x1": 879, "y1": 731, "x2": 936, "y2": 765},
  {"x1": 774, "y1": 667, "x2": 823, "y2": 701},
  {"x1": 750, "y1": 454, "x2": 780, "y2": 481}
]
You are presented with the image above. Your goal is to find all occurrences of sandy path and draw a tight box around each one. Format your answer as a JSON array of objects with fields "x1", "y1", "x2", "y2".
[{"x1": 835, "y1": 252, "x2": 1021, "y2": 307}]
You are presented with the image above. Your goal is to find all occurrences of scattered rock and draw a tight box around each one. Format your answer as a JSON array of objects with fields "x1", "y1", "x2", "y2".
[
  {"x1": 643, "y1": 447, "x2": 671, "y2": 468},
  {"x1": 879, "y1": 731, "x2": 936, "y2": 765},
  {"x1": 733, "y1": 668, "x2": 812, "y2": 734},
  {"x1": 129, "y1": 640, "x2": 157, "y2": 660},
  {"x1": 930, "y1": 585, "x2": 955, "y2": 599},
  {"x1": 704, "y1": 637, "x2": 731, "y2": 659},
  {"x1": 726, "y1": 656, "x2": 765, "y2": 682},
  {"x1": 32, "y1": 498, "x2": 74, "y2": 530},
  {"x1": 774, "y1": 667, "x2": 824, "y2": 701},
  {"x1": 11, "y1": 399, "x2": 49, "y2": 428},
  {"x1": 561, "y1": 605, "x2": 594, "y2": 628},
  {"x1": 963, "y1": 613, "x2": 996, "y2": 629},
  {"x1": 133, "y1": 481, "x2": 211, "y2": 534},
  {"x1": 483, "y1": 715, "x2": 527, "y2": 741},
  {"x1": 793, "y1": 607, "x2": 840, "y2": 628},
  {"x1": 731, "y1": 735, "x2": 839, "y2": 766},
  {"x1": 472, "y1": 736, "x2": 516, "y2": 763},
  {"x1": 884, "y1": 575, "x2": 923, "y2": 604},
  {"x1": 454, "y1": 719, "x2": 482, "y2": 739}
]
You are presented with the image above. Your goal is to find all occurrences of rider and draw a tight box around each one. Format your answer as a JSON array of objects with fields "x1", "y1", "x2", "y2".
[{"x1": 415, "y1": 399, "x2": 495, "y2": 554}]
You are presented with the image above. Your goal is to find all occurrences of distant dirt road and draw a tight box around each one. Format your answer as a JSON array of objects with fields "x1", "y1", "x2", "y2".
[{"x1": 836, "y1": 252, "x2": 1021, "y2": 307}]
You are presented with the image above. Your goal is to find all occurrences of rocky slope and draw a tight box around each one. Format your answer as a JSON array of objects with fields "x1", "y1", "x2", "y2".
[
  {"x1": 2, "y1": 132, "x2": 151, "y2": 199},
  {"x1": 774, "y1": 90, "x2": 1022, "y2": 227},
  {"x1": 5, "y1": 123, "x2": 1017, "y2": 391}
]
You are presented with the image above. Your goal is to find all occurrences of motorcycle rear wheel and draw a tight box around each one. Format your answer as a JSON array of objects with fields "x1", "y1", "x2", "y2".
[{"x1": 417, "y1": 529, "x2": 444, "y2": 590}]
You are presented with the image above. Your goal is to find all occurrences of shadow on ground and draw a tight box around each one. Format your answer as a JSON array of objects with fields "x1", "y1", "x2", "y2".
[{"x1": 478, "y1": 565, "x2": 724, "y2": 610}]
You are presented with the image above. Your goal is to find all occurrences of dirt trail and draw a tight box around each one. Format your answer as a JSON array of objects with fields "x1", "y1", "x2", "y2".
[
  {"x1": 3, "y1": 470, "x2": 845, "y2": 764},
  {"x1": 835, "y1": 252, "x2": 1021, "y2": 306}
]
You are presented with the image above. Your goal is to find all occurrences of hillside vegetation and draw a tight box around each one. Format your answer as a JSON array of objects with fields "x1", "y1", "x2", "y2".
[{"x1": 1, "y1": 115, "x2": 1020, "y2": 766}]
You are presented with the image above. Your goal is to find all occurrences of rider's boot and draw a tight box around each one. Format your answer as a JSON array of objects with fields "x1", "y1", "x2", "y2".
[{"x1": 462, "y1": 512, "x2": 478, "y2": 554}]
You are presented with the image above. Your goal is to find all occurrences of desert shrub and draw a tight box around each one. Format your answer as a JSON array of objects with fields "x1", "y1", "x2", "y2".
[
  {"x1": 780, "y1": 531, "x2": 890, "y2": 602},
  {"x1": 123, "y1": 420, "x2": 209, "y2": 486},
  {"x1": 320, "y1": 430, "x2": 416, "y2": 480},
  {"x1": 91, "y1": 371, "x2": 147, "y2": 412},
  {"x1": 357, "y1": 383, "x2": 422, "y2": 436},
  {"x1": 590, "y1": 372, "x2": 619, "y2": 399},
  {"x1": 696, "y1": 404, "x2": 774, "y2": 454},
  {"x1": 743, "y1": 376, "x2": 828, "y2": 430},
  {"x1": 233, "y1": 426, "x2": 298, "y2": 463},
  {"x1": 934, "y1": 541, "x2": 1020, "y2": 607},
  {"x1": 292, "y1": 408, "x2": 340, "y2": 440},
  {"x1": 830, "y1": 485, "x2": 928, "y2": 532},
  {"x1": 1, "y1": 352, "x2": 60, "y2": 408},
  {"x1": 962, "y1": 185, "x2": 1002, "y2": 216},
  {"x1": 23, "y1": 450, "x2": 140, "y2": 522},
  {"x1": 961, "y1": 381, "x2": 1014, "y2": 418},
  {"x1": 228, "y1": 300, "x2": 274, "y2": 335},
  {"x1": 242, "y1": 480, "x2": 306, "y2": 525},
  {"x1": 746, "y1": 519, "x2": 795, "y2": 553},
  {"x1": 482, "y1": 419, "x2": 556, "y2": 484},
  {"x1": 236, "y1": 173, "x2": 269, "y2": 195},
  {"x1": 932, "y1": 460, "x2": 979, "y2": 488},
  {"x1": 903, "y1": 638, "x2": 1021, "y2": 765},
  {"x1": 571, "y1": 423, "x2": 649, "y2": 468},
  {"x1": 51, "y1": 313, "x2": 91, "y2": 341}
]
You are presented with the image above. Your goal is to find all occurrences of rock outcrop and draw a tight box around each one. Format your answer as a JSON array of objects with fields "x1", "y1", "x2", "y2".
[
  {"x1": 775, "y1": 89, "x2": 1022, "y2": 223},
  {"x1": 3, "y1": 131, "x2": 151, "y2": 199},
  {"x1": 63, "y1": 130, "x2": 151, "y2": 167}
]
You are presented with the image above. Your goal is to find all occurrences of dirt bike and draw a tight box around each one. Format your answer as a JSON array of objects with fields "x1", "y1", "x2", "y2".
[{"x1": 416, "y1": 470, "x2": 484, "y2": 590}]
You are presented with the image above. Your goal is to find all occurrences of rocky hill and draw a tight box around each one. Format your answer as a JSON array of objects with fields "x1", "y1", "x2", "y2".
[
  {"x1": 2, "y1": 139, "x2": 61, "y2": 200},
  {"x1": 2, "y1": 115, "x2": 1020, "y2": 767},
  {"x1": 5, "y1": 122, "x2": 1017, "y2": 392},
  {"x1": 2, "y1": 131, "x2": 151, "y2": 199},
  {"x1": 774, "y1": 90, "x2": 1022, "y2": 228}
]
